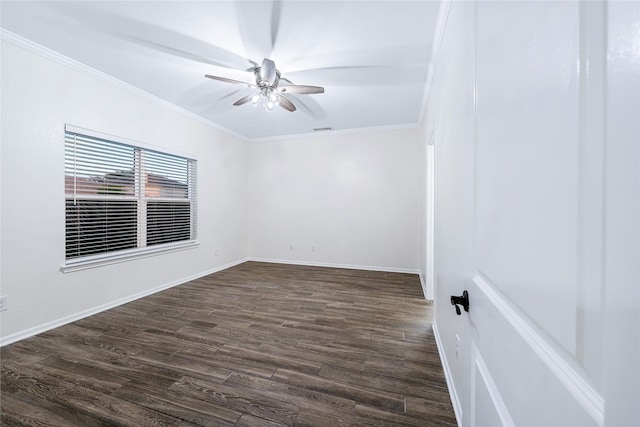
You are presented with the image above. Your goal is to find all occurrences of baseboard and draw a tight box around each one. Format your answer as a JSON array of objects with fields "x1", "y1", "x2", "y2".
[
  {"x1": 248, "y1": 257, "x2": 420, "y2": 275},
  {"x1": 433, "y1": 321, "x2": 463, "y2": 427},
  {"x1": 418, "y1": 271, "x2": 429, "y2": 300},
  {"x1": 0, "y1": 258, "x2": 248, "y2": 347}
]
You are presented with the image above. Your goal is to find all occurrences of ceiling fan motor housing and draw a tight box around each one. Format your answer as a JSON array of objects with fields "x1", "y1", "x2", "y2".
[{"x1": 255, "y1": 58, "x2": 280, "y2": 89}]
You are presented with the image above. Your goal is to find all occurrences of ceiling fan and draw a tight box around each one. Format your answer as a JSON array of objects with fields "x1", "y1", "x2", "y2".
[{"x1": 205, "y1": 58, "x2": 324, "y2": 112}]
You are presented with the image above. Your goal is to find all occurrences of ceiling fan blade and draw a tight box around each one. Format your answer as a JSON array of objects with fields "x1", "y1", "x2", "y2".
[
  {"x1": 127, "y1": 36, "x2": 256, "y2": 70},
  {"x1": 233, "y1": 94, "x2": 255, "y2": 106},
  {"x1": 286, "y1": 93, "x2": 327, "y2": 119},
  {"x1": 276, "y1": 94, "x2": 296, "y2": 112},
  {"x1": 33, "y1": 2, "x2": 257, "y2": 71},
  {"x1": 217, "y1": 88, "x2": 243, "y2": 101},
  {"x1": 278, "y1": 85, "x2": 325, "y2": 95},
  {"x1": 235, "y1": 2, "x2": 281, "y2": 61},
  {"x1": 270, "y1": 1, "x2": 283, "y2": 53},
  {"x1": 205, "y1": 75, "x2": 254, "y2": 87},
  {"x1": 286, "y1": 65, "x2": 426, "y2": 87},
  {"x1": 276, "y1": 77, "x2": 326, "y2": 117}
]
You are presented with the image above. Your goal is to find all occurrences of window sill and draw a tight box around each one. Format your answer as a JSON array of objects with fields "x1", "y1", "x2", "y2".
[{"x1": 61, "y1": 241, "x2": 200, "y2": 273}]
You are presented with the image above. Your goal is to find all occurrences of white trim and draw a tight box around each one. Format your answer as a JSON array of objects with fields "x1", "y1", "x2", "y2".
[
  {"x1": 61, "y1": 241, "x2": 200, "y2": 273},
  {"x1": 418, "y1": 0, "x2": 453, "y2": 124},
  {"x1": 248, "y1": 257, "x2": 420, "y2": 275},
  {"x1": 0, "y1": 29, "x2": 248, "y2": 142},
  {"x1": 471, "y1": 341, "x2": 515, "y2": 426},
  {"x1": 1, "y1": 258, "x2": 249, "y2": 347},
  {"x1": 433, "y1": 321, "x2": 463, "y2": 427},
  {"x1": 425, "y1": 132, "x2": 436, "y2": 300},
  {"x1": 247, "y1": 122, "x2": 421, "y2": 143},
  {"x1": 473, "y1": 274, "x2": 605, "y2": 426},
  {"x1": 418, "y1": 272, "x2": 430, "y2": 300}
]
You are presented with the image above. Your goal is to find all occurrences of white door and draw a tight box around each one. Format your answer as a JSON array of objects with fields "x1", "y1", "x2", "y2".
[{"x1": 431, "y1": 1, "x2": 639, "y2": 426}]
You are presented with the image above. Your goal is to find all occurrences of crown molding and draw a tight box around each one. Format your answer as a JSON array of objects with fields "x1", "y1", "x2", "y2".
[
  {"x1": 247, "y1": 121, "x2": 421, "y2": 143},
  {"x1": 2, "y1": 28, "x2": 427, "y2": 143},
  {"x1": 0, "y1": 28, "x2": 249, "y2": 142}
]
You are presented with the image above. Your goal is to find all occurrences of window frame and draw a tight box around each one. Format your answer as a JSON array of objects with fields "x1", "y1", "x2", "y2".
[{"x1": 62, "y1": 125, "x2": 198, "y2": 273}]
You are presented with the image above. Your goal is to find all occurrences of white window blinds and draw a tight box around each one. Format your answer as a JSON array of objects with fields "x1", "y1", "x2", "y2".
[{"x1": 64, "y1": 128, "x2": 197, "y2": 261}]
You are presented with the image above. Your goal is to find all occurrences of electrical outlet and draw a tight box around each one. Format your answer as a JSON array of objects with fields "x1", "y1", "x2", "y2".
[
  {"x1": 455, "y1": 334, "x2": 460, "y2": 359},
  {"x1": 214, "y1": 248, "x2": 219, "y2": 256},
  {"x1": 289, "y1": 244, "x2": 294, "y2": 251},
  {"x1": 312, "y1": 245, "x2": 316, "y2": 252},
  {"x1": 0, "y1": 296, "x2": 7, "y2": 312}
]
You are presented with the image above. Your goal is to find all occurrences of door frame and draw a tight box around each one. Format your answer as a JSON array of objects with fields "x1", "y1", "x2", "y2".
[{"x1": 425, "y1": 129, "x2": 436, "y2": 300}]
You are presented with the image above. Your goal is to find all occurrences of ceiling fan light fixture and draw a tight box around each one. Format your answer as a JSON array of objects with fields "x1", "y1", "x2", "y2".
[
  {"x1": 266, "y1": 99, "x2": 276, "y2": 111},
  {"x1": 250, "y1": 89, "x2": 281, "y2": 111}
]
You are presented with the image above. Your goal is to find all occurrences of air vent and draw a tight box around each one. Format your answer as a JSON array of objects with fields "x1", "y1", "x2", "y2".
[{"x1": 313, "y1": 127, "x2": 333, "y2": 132}]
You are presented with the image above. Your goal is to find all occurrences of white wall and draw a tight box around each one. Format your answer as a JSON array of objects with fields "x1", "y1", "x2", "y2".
[
  {"x1": 0, "y1": 39, "x2": 248, "y2": 344},
  {"x1": 248, "y1": 128, "x2": 424, "y2": 274},
  {"x1": 0, "y1": 36, "x2": 428, "y2": 345},
  {"x1": 420, "y1": 1, "x2": 470, "y2": 420}
]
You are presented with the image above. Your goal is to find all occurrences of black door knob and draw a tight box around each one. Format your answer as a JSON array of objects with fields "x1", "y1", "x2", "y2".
[{"x1": 451, "y1": 291, "x2": 469, "y2": 315}]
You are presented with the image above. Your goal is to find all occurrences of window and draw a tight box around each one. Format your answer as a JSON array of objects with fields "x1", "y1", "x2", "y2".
[{"x1": 64, "y1": 127, "x2": 197, "y2": 266}]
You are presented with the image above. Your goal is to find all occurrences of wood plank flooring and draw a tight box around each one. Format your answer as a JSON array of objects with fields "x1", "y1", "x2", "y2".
[{"x1": 1, "y1": 262, "x2": 456, "y2": 426}]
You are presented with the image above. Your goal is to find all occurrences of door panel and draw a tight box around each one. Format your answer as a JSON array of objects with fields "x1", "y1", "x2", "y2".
[
  {"x1": 430, "y1": 1, "x2": 612, "y2": 425},
  {"x1": 474, "y1": 0, "x2": 580, "y2": 356},
  {"x1": 470, "y1": 340, "x2": 513, "y2": 426},
  {"x1": 467, "y1": 2, "x2": 603, "y2": 425},
  {"x1": 468, "y1": 275, "x2": 600, "y2": 426},
  {"x1": 472, "y1": 367, "x2": 504, "y2": 427},
  {"x1": 432, "y1": 0, "x2": 638, "y2": 425}
]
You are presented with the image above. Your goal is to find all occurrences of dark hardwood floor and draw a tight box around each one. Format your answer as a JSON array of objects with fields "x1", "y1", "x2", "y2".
[{"x1": 1, "y1": 262, "x2": 456, "y2": 426}]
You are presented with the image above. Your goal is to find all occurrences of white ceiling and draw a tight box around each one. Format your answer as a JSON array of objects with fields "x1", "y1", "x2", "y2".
[{"x1": 1, "y1": 1, "x2": 441, "y2": 140}]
